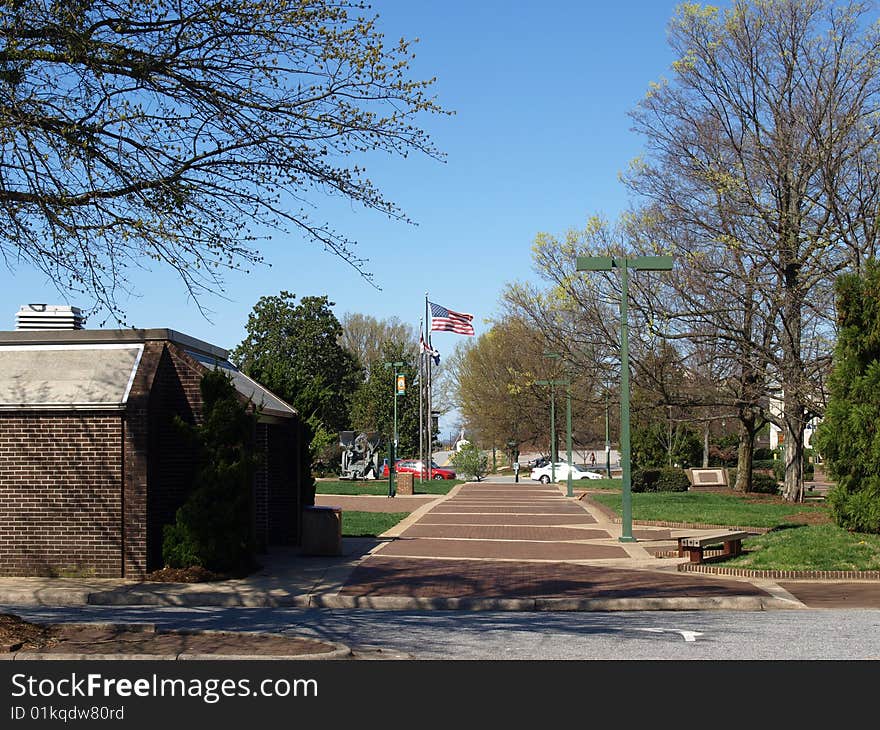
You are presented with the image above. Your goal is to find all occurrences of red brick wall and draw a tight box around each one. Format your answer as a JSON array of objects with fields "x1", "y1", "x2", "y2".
[{"x1": 0, "y1": 411, "x2": 124, "y2": 577}]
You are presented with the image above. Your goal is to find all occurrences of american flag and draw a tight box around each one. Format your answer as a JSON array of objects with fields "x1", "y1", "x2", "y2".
[{"x1": 429, "y1": 301, "x2": 475, "y2": 336}]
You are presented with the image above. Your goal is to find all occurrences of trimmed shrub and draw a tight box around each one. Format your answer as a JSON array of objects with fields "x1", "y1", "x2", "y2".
[
  {"x1": 752, "y1": 459, "x2": 776, "y2": 472},
  {"x1": 631, "y1": 468, "x2": 661, "y2": 493},
  {"x1": 750, "y1": 473, "x2": 780, "y2": 494},
  {"x1": 729, "y1": 468, "x2": 779, "y2": 494},
  {"x1": 655, "y1": 467, "x2": 690, "y2": 492},
  {"x1": 753, "y1": 447, "x2": 774, "y2": 460},
  {"x1": 632, "y1": 467, "x2": 689, "y2": 492}
]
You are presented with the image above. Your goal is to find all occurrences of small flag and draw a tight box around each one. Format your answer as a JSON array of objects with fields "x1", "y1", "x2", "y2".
[
  {"x1": 429, "y1": 301, "x2": 475, "y2": 336},
  {"x1": 419, "y1": 332, "x2": 441, "y2": 365}
]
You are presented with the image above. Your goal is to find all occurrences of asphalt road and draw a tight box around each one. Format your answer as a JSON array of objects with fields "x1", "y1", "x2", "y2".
[{"x1": 8, "y1": 605, "x2": 880, "y2": 660}]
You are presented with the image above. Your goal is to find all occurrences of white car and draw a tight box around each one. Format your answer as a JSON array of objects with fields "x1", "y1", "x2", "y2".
[{"x1": 529, "y1": 462, "x2": 604, "y2": 484}]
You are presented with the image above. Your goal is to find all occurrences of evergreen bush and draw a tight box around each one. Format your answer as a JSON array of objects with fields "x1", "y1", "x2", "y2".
[
  {"x1": 450, "y1": 442, "x2": 489, "y2": 482},
  {"x1": 162, "y1": 369, "x2": 259, "y2": 574},
  {"x1": 813, "y1": 260, "x2": 880, "y2": 533}
]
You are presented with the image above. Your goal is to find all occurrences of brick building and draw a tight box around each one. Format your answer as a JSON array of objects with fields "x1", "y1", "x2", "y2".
[{"x1": 0, "y1": 324, "x2": 309, "y2": 579}]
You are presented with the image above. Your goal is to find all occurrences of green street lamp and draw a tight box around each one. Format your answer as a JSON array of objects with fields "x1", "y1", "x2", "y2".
[
  {"x1": 605, "y1": 385, "x2": 612, "y2": 479},
  {"x1": 576, "y1": 254, "x2": 673, "y2": 542},
  {"x1": 535, "y1": 380, "x2": 556, "y2": 482},
  {"x1": 542, "y1": 351, "x2": 560, "y2": 483},
  {"x1": 383, "y1": 360, "x2": 405, "y2": 498},
  {"x1": 536, "y1": 375, "x2": 570, "y2": 495},
  {"x1": 543, "y1": 351, "x2": 575, "y2": 498}
]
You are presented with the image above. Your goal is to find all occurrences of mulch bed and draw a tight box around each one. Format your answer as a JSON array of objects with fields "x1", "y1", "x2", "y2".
[
  {"x1": 145, "y1": 565, "x2": 261, "y2": 583},
  {"x1": 1, "y1": 613, "x2": 341, "y2": 657},
  {"x1": 0, "y1": 613, "x2": 60, "y2": 652},
  {"x1": 145, "y1": 566, "x2": 226, "y2": 583}
]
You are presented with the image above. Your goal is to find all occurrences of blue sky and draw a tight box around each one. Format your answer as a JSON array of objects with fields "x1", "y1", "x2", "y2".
[{"x1": 4, "y1": 1, "x2": 689, "y2": 395}]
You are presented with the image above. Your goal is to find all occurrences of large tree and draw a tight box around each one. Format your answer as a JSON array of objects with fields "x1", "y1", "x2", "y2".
[
  {"x1": 230, "y1": 291, "x2": 361, "y2": 458},
  {"x1": 624, "y1": 0, "x2": 880, "y2": 501},
  {"x1": 0, "y1": 0, "x2": 447, "y2": 318}
]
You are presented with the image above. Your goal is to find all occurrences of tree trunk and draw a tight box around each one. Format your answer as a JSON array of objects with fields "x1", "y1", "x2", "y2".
[
  {"x1": 702, "y1": 421, "x2": 710, "y2": 468},
  {"x1": 779, "y1": 276, "x2": 806, "y2": 502},
  {"x1": 735, "y1": 415, "x2": 755, "y2": 493},
  {"x1": 781, "y1": 407, "x2": 805, "y2": 502}
]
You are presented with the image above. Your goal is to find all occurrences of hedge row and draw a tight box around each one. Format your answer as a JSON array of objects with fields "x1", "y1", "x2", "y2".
[
  {"x1": 631, "y1": 467, "x2": 690, "y2": 493},
  {"x1": 727, "y1": 468, "x2": 780, "y2": 494}
]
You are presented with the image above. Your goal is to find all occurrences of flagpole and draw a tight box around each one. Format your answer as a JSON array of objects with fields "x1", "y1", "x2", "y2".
[
  {"x1": 418, "y1": 316, "x2": 424, "y2": 486},
  {"x1": 426, "y1": 292, "x2": 433, "y2": 475}
]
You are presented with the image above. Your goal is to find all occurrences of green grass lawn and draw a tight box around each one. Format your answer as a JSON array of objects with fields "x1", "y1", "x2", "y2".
[
  {"x1": 577, "y1": 477, "x2": 620, "y2": 491},
  {"x1": 587, "y1": 491, "x2": 880, "y2": 570},
  {"x1": 315, "y1": 479, "x2": 464, "y2": 496},
  {"x1": 727, "y1": 524, "x2": 880, "y2": 571},
  {"x1": 341, "y1": 511, "x2": 410, "y2": 537},
  {"x1": 590, "y1": 491, "x2": 829, "y2": 529}
]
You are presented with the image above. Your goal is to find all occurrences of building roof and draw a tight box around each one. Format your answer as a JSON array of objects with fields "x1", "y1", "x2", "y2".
[
  {"x1": 0, "y1": 327, "x2": 227, "y2": 359},
  {"x1": 184, "y1": 350, "x2": 296, "y2": 418},
  {"x1": 0, "y1": 343, "x2": 142, "y2": 410},
  {"x1": 0, "y1": 329, "x2": 297, "y2": 418}
]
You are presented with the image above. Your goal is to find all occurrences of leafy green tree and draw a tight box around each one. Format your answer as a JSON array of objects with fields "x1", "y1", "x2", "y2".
[
  {"x1": 814, "y1": 262, "x2": 880, "y2": 533},
  {"x1": 450, "y1": 442, "x2": 488, "y2": 482},
  {"x1": 0, "y1": 0, "x2": 448, "y2": 319},
  {"x1": 163, "y1": 369, "x2": 258, "y2": 573},
  {"x1": 231, "y1": 292, "x2": 361, "y2": 460},
  {"x1": 350, "y1": 342, "x2": 419, "y2": 459}
]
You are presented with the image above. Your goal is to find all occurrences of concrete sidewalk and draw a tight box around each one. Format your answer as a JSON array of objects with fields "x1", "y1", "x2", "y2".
[{"x1": 2, "y1": 481, "x2": 879, "y2": 611}]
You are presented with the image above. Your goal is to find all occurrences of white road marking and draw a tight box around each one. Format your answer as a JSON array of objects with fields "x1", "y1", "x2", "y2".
[{"x1": 635, "y1": 628, "x2": 703, "y2": 642}]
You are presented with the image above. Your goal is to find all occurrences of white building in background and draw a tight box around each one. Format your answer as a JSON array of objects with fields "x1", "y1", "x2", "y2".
[{"x1": 767, "y1": 390, "x2": 823, "y2": 452}]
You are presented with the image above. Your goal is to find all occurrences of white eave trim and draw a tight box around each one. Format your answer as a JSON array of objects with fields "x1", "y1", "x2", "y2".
[{"x1": 0, "y1": 404, "x2": 127, "y2": 411}]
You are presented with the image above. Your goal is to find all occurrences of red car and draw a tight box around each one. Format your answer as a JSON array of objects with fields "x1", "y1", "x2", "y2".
[{"x1": 381, "y1": 459, "x2": 456, "y2": 480}]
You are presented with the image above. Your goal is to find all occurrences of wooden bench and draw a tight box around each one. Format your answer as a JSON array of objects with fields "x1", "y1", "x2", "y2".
[{"x1": 677, "y1": 531, "x2": 750, "y2": 564}]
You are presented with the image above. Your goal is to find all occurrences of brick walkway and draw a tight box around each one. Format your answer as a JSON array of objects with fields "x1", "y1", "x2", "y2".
[
  {"x1": 340, "y1": 481, "x2": 776, "y2": 601},
  {"x1": 315, "y1": 495, "x2": 437, "y2": 513},
  {"x1": 339, "y1": 557, "x2": 770, "y2": 599}
]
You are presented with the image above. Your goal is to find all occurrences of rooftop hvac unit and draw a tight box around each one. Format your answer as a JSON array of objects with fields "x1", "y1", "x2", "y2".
[{"x1": 15, "y1": 304, "x2": 85, "y2": 330}]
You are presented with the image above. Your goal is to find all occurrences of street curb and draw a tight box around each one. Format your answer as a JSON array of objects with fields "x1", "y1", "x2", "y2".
[
  {"x1": 0, "y1": 590, "x2": 93, "y2": 606},
  {"x1": 304, "y1": 593, "x2": 800, "y2": 612},
  {"x1": 15, "y1": 591, "x2": 802, "y2": 612},
  {"x1": 7, "y1": 623, "x2": 352, "y2": 661},
  {"x1": 84, "y1": 591, "x2": 312, "y2": 608}
]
